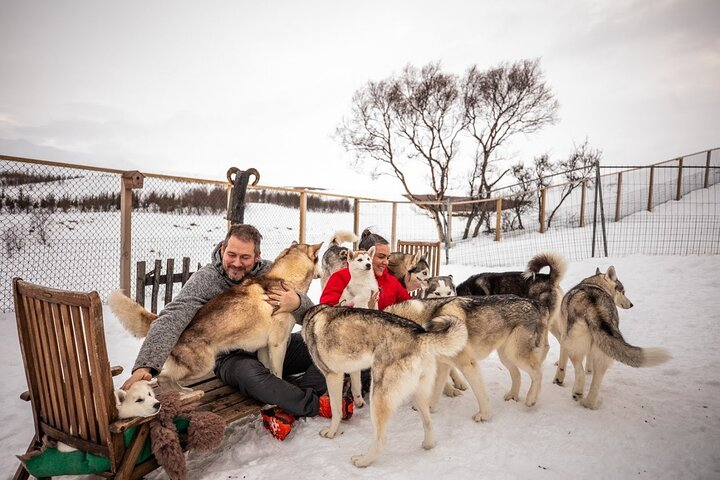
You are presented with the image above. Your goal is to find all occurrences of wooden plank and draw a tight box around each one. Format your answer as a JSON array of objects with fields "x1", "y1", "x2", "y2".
[
  {"x1": 181, "y1": 257, "x2": 191, "y2": 286},
  {"x1": 164, "y1": 258, "x2": 175, "y2": 306},
  {"x1": 151, "y1": 259, "x2": 161, "y2": 314},
  {"x1": 135, "y1": 261, "x2": 146, "y2": 308}
]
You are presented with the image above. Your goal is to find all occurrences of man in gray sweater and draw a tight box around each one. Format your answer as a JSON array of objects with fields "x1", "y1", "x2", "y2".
[{"x1": 122, "y1": 224, "x2": 329, "y2": 421}]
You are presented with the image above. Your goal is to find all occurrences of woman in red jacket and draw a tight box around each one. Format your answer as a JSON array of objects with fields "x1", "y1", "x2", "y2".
[{"x1": 320, "y1": 229, "x2": 410, "y2": 310}]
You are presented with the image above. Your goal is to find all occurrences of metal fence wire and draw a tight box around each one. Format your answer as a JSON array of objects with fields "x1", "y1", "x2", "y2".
[{"x1": 1, "y1": 148, "x2": 718, "y2": 311}]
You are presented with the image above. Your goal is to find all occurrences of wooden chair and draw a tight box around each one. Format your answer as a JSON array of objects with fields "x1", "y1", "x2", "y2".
[{"x1": 12, "y1": 278, "x2": 201, "y2": 480}]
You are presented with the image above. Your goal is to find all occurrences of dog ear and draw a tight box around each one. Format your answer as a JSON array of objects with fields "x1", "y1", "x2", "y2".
[
  {"x1": 607, "y1": 265, "x2": 617, "y2": 281},
  {"x1": 412, "y1": 251, "x2": 422, "y2": 265},
  {"x1": 115, "y1": 389, "x2": 126, "y2": 407},
  {"x1": 368, "y1": 246, "x2": 376, "y2": 258}
]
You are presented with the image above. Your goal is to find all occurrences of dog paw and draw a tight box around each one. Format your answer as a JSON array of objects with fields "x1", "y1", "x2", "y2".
[
  {"x1": 472, "y1": 411, "x2": 491, "y2": 422},
  {"x1": 553, "y1": 377, "x2": 564, "y2": 386},
  {"x1": 572, "y1": 392, "x2": 583, "y2": 401},
  {"x1": 422, "y1": 438, "x2": 437, "y2": 450},
  {"x1": 354, "y1": 396, "x2": 365, "y2": 408},
  {"x1": 580, "y1": 398, "x2": 598, "y2": 410},
  {"x1": 443, "y1": 384, "x2": 463, "y2": 397},
  {"x1": 453, "y1": 380, "x2": 468, "y2": 391},
  {"x1": 351, "y1": 453, "x2": 373, "y2": 468},
  {"x1": 504, "y1": 391, "x2": 520, "y2": 402},
  {"x1": 525, "y1": 398, "x2": 537, "y2": 407},
  {"x1": 319, "y1": 427, "x2": 337, "y2": 439}
]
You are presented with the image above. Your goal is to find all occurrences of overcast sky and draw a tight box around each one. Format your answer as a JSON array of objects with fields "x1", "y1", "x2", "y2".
[{"x1": 1, "y1": 0, "x2": 718, "y2": 197}]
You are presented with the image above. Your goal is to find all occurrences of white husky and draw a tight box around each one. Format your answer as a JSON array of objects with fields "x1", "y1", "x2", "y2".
[
  {"x1": 338, "y1": 246, "x2": 378, "y2": 310},
  {"x1": 57, "y1": 381, "x2": 160, "y2": 452}
]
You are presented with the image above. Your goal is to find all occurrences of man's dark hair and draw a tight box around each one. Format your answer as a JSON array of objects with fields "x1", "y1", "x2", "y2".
[
  {"x1": 223, "y1": 224, "x2": 263, "y2": 253},
  {"x1": 358, "y1": 228, "x2": 388, "y2": 251}
]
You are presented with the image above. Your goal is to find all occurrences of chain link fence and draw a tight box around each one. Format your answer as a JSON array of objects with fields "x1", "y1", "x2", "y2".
[{"x1": 2, "y1": 149, "x2": 718, "y2": 311}]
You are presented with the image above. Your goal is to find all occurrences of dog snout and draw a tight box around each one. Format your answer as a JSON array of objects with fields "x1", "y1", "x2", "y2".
[
  {"x1": 153, "y1": 401, "x2": 161, "y2": 411},
  {"x1": 365, "y1": 263, "x2": 371, "y2": 270}
]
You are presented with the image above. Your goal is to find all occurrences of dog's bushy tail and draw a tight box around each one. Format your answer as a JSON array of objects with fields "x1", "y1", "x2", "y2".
[
  {"x1": 591, "y1": 321, "x2": 672, "y2": 367},
  {"x1": 523, "y1": 252, "x2": 567, "y2": 286},
  {"x1": 328, "y1": 230, "x2": 357, "y2": 247},
  {"x1": 108, "y1": 289, "x2": 157, "y2": 338},
  {"x1": 420, "y1": 315, "x2": 468, "y2": 358}
]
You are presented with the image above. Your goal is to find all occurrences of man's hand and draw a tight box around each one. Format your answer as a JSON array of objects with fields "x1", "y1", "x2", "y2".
[
  {"x1": 265, "y1": 281, "x2": 301, "y2": 315},
  {"x1": 122, "y1": 368, "x2": 152, "y2": 391}
]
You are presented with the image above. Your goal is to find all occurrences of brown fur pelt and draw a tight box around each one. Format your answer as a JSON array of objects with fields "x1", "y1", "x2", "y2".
[{"x1": 151, "y1": 391, "x2": 226, "y2": 480}]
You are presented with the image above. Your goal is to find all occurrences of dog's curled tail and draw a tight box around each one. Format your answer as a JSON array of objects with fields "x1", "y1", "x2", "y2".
[
  {"x1": 420, "y1": 315, "x2": 468, "y2": 358},
  {"x1": 108, "y1": 289, "x2": 157, "y2": 338},
  {"x1": 328, "y1": 230, "x2": 358, "y2": 247},
  {"x1": 591, "y1": 323, "x2": 672, "y2": 367},
  {"x1": 523, "y1": 251, "x2": 567, "y2": 285}
]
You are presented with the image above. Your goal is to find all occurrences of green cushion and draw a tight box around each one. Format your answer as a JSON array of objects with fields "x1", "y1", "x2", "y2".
[{"x1": 22, "y1": 418, "x2": 189, "y2": 477}]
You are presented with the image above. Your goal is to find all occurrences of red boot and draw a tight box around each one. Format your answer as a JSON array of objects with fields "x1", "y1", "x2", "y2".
[
  {"x1": 318, "y1": 393, "x2": 354, "y2": 420},
  {"x1": 261, "y1": 406, "x2": 296, "y2": 441}
]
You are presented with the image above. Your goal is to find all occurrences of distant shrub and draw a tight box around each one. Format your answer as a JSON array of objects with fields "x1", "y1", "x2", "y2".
[{"x1": 2, "y1": 225, "x2": 25, "y2": 256}]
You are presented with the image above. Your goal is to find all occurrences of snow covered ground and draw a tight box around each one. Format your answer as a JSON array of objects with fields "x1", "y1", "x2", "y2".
[{"x1": 2, "y1": 253, "x2": 719, "y2": 479}]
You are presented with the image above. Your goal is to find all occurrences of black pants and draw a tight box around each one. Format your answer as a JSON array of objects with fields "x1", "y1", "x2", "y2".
[{"x1": 214, "y1": 332, "x2": 326, "y2": 417}]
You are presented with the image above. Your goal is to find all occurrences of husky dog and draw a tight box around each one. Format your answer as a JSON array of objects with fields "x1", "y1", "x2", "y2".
[
  {"x1": 109, "y1": 241, "x2": 323, "y2": 391},
  {"x1": 423, "y1": 275, "x2": 456, "y2": 298},
  {"x1": 57, "y1": 381, "x2": 160, "y2": 452},
  {"x1": 419, "y1": 275, "x2": 467, "y2": 396},
  {"x1": 302, "y1": 304, "x2": 467, "y2": 467},
  {"x1": 387, "y1": 251, "x2": 431, "y2": 290},
  {"x1": 339, "y1": 247, "x2": 379, "y2": 309},
  {"x1": 456, "y1": 252, "x2": 567, "y2": 362},
  {"x1": 553, "y1": 266, "x2": 671, "y2": 409},
  {"x1": 320, "y1": 230, "x2": 357, "y2": 288},
  {"x1": 386, "y1": 295, "x2": 553, "y2": 422}
]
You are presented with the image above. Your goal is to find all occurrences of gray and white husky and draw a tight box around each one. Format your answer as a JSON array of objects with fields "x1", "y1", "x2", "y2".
[
  {"x1": 552, "y1": 266, "x2": 671, "y2": 409},
  {"x1": 420, "y1": 275, "x2": 468, "y2": 396},
  {"x1": 386, "y1": 294, "x2": 555, "y2": 423},
  {"x1": 320, "y1": 230, "x2": 358, "y2": 289},
  {"x1": 302, "y1": 304, "x2": 467, "y2": 467}
]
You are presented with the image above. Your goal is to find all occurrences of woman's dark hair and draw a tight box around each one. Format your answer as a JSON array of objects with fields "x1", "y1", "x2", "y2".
[
  {"x1": 223, "y1": 224, "x2": 263, "y2": 254},
  {"x1": 358, "y1": 228, "x2": 389, "y2": 251}
]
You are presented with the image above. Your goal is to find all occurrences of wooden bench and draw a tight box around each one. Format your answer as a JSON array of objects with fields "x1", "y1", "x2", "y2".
[{"x1": 12, "y1": 277, "x2": 261, "y2": 480}]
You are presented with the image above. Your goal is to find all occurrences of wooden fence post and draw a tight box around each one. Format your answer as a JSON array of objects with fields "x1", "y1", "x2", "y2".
[
  {"x1": 391, "y1": 202, "x2": 398, "y2": 250},
  {"x1": 120, "y1": 171, "x2": 144, "y2": 296},
  {"x1": 353, "y1": 198, "x2": 360, "y2": 249},
  {"x1": 704, "y1": 150, "x2": 712, "y2": 189},
  {"x1": 299, "y1": 189, "x2": 307, "y2": 244},
  {"x1": 579, "y1": 179, "x2": 587, "y2": 227},
  {"x1": 539, "y1": 189, "x2": 546, "y2": 234},
  {"x1": 446, "y1": 200, "x2": 453, "y2": 244},
  {"x1": 676, "y1": 157, "x2": 684, "y2": 201},
  {"x1": 495, "y1": 198, "x2": 502, "y2": 241},
  {"x1": 647, "y1": 165, "x2": 655, "y2": 212},
  {"x1": 615, "y1": 172, "x2": 623, "y2": 222}
]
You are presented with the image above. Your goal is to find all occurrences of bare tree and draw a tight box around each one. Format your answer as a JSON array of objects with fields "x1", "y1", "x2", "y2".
[
  {"x1": 337, "y1": 63, "x2": 467, "y2": 241},
  {"x1": 461, "y1": 58, "x2": 559, "y2": 238},
  {"x1": 546, "y1": 140, "x2": 600, "y2": 228},
  {"x1": 510, "y1": 140, "x2": 601, "y2": 231}
]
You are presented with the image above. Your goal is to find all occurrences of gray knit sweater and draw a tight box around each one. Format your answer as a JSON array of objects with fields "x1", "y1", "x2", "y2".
[{"x1": 133, "y1": 243, "x2": 314, "y2": 374}]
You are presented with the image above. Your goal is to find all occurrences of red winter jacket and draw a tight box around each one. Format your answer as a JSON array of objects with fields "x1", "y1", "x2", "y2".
[{"x1": 320, "y1": 267, "x2": 411, "y2": 311}]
